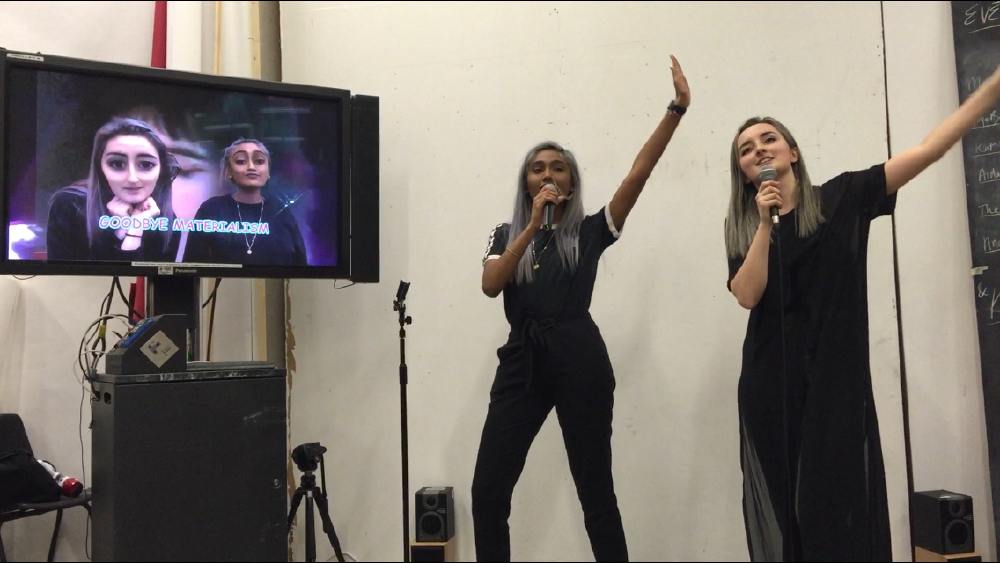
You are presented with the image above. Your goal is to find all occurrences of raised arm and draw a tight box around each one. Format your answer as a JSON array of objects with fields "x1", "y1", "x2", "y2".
[
  {"x1": 885, "y1": 63, "x2": 1000, "y2": 195},
  {"x1": 607, "y1": 55, "x2": 690, "y2": 232}
]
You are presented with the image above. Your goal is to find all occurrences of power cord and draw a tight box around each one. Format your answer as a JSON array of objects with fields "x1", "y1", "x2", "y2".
[
  {"x1": 201, "y1": 279, "x2": 222, "y2": 308},
  {"x1": 112, "y1": 277, "x2": 143, "y2": 322},
  {"x1": 204, "y1": 278, "x2": 221, "y2": 361},
  {"x1": 75, "y1": 311, "x2": 130, "y2": 562},
  {"x1": 74, "y1": 279, "x2": 133, "y2": 560}
]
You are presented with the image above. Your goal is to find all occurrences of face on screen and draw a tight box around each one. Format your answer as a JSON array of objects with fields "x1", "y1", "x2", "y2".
[
  {"x1": 4, "y1": 65, "x2": 346, "y2": 268},
  {"x1": 229, "y1": 143, "x2": 270, "y2": 189},
  {"x1": 102, "y1": 135, "x2": 160, "y2": 206}
]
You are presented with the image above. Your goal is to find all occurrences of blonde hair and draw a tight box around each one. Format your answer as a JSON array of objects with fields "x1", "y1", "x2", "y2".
[{"x1": 724, "y1": 117, "x2": 824, "y2": 258}]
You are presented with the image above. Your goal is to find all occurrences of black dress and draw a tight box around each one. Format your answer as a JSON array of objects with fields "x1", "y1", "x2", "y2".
[
  {"x1": 471, "y1": 205, "x2": 628, "y2": 562},
  {"x1": 726, "y1": 164, "x2": 896, "y2": 562},
  {"x1": 46, "y1": 188, "x2": 179, "y2": 263},
  {"x1": 182, "y1": 194, "x2": 308, "y2": 266}
]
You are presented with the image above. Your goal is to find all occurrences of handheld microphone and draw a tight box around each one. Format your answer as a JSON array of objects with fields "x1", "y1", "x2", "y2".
[
  {"x1": 542, "y1": 183, "x2": 557, "y2": 230},
  {"x1": 37, "y1": 459, "x2": 84, "y2": 497},
  {"x1": 759, "y1": 165, "x2": 779, "y2": 225}
]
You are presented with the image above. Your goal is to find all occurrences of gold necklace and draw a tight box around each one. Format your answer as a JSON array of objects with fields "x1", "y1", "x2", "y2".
[{"x1": 532, "y1": 233, "x2": 554, "y2": 270}]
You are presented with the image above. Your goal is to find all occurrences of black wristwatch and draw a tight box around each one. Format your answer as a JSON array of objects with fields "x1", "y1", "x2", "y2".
[{"x1": 667, "y1": 102, "x2": 687, "y2": 116}]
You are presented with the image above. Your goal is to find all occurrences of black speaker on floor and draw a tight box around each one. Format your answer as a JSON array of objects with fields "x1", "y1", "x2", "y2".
[
  {"x1": 912, "y1": 490, "x2": 975, "y2": 555},
  {"x1": 415, "y1": 486, "x2": 455, "y2": 542},
  {"x1": 90, "y1": 366, "x2": 287, "y2": 561}
]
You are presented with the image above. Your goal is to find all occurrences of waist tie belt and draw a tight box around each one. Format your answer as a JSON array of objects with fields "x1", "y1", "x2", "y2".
[{"x1": 514, "y1": 312, "x2": 591, "y2": 388}]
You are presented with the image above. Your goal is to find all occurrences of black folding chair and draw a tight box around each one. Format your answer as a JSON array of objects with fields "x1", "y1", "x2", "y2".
[
  {"x1": 0, "y1": 490, "x2": 92, "y2": 562},
  {"x1": 0, "y1": 414, "x2": 92, "y2": 562}
]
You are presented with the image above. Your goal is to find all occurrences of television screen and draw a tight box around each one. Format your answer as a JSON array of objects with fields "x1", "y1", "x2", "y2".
[{"x1": 0, "y1": 49, "x2": 376, "y2": 280}]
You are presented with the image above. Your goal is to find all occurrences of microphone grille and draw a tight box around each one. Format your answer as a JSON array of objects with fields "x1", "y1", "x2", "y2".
[{"x1": 758, "y1": 165, "x2": 777, "y2": 182}]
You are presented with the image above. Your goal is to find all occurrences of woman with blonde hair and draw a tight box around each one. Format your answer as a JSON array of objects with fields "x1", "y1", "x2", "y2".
[{"x1": 724, "y1": 64, "x2": 1000, "y2": 562}]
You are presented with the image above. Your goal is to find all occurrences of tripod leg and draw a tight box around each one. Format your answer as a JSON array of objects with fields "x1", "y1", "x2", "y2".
[
  {"x1": 306, "y1": 493, "x2": 317, "y2": 563},
  {"x1": 288, "y1": 488, "x2": 305, "y2": 532},
  {"x1": 313, "y1": 489, "x2": 346, "y2": 563}
]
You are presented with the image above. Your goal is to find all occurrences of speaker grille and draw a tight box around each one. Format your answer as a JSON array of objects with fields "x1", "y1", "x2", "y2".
[
  {"x1": 420, "y1": 512, "x2": 443, "y2": 536},
  {"x1": 912, "y1": 490, "x2": 975, "y2": 555},
  {"x1": 415, "y1": 486, "x2": 454, "y2": 542}
]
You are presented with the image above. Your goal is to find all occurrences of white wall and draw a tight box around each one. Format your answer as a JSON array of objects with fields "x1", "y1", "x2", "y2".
[
  {"x1": 280, "y1": 1, "x2": 910, "y2": 561},
  {"x1": 0, "y1": 277, "x2": 24, "y2": 416},
  {"x1": 884, "y1": 2, "x2": 996, "y2": 561},
  {"x1": 0, "y1": 2, "x2": 255, "y2": 560},
  {"x1": 0, "y1": 4, "x2": 155, "y2": 559}
]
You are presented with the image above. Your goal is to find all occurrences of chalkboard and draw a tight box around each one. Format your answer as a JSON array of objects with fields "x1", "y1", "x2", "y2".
[{"x1": 953, "y1": 1, "x2": 1000, "y2": 557}]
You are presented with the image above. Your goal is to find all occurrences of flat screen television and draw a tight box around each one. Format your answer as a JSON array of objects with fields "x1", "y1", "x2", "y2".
[{"x1": 0, "y1": 47, "x2": 379, "y2": 282}]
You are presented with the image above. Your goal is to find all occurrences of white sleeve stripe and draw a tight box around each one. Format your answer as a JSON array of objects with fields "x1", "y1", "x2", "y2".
[
  {"x1": 481, "y1": 223, "x2": 505, "y2": 266},
  {"x1": 604, "y1": 204, "x2": 621, "y2": 238}
]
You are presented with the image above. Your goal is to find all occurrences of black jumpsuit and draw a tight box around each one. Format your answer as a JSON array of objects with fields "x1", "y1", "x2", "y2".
[
  {"x1": 726, "y1": 164, "x2": 896, "y2": 562},
  {"x1": 472, "y1": 205, "x2": 628, "y2": 562}
]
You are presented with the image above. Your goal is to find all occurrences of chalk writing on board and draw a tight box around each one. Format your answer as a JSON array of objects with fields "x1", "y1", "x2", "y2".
[
  {"x1": 979, "y1": 203, "x2": 1000, "y2": 217},
  {"x1": 984, "y1": 236, "x2": 1000, "y2": 253},
  {"x1": 981, "y1": 168, "x2": 1000, "y2": 184},
  {"x1": 953, "y1": 2, "x2": 1000, "y2": 558},
  {"x1": 977, "y1": 282, "x2": 1000, "y2": 323},
  {"x1": 975, "y1": 111, "x2": 1000, "y2": 129},
  {"x1": 976, "y1": 282, "x2": 1000, "y2": 323},
  {"x1": 977, "y1": 138, "x2": 1000, "y2": 156},
  {"x1": 964, "y1": 2, "x2": 1000, "y2": 33}
]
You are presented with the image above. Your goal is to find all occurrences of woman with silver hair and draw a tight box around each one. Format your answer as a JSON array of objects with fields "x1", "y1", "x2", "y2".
[
  {"x1": 183, "y1": 138, "x2": 307, "y2": 266},
  {"x1": 471, "y1": 56, "x2": 690, "y2": 562},
  {"x1": 724, "y1": 64, "x2": 1000, "y2": 561}
]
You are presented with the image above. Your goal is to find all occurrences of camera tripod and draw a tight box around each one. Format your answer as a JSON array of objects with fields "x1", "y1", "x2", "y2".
[{"x1": 287, "y1": 444, "x2": 346, "y2": 563}]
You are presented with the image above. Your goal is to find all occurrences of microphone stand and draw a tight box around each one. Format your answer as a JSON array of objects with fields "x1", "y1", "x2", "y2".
[{"x1": 393, "y1": 281, "x2": 412, "y2": 563}]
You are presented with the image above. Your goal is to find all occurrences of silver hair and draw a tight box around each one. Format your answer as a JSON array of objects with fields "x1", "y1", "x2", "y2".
[
  {"x1": 507, "y1": 141, "x2": 586, "y2": 285},
  {"x1": 220, "y1": 138, "x2": 270, "y2": 189}
]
